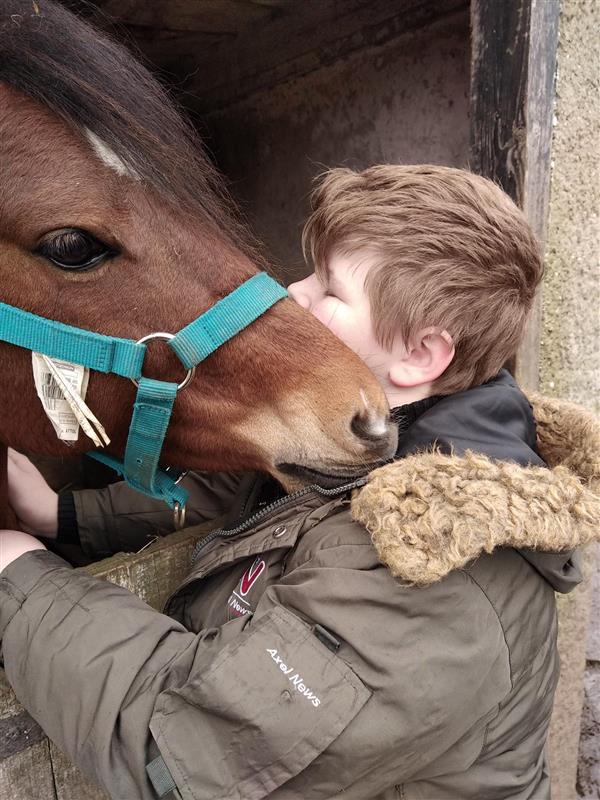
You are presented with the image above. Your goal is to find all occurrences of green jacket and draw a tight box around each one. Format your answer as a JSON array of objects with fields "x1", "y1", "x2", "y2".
[{"x1": 0, "y1": 380, "x2": 598, "y2": 800}]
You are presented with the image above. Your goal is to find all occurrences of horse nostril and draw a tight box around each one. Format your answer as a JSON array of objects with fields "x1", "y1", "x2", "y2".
[{"x1": 350, "y1": 412, "x2": 397, "y2": 456}]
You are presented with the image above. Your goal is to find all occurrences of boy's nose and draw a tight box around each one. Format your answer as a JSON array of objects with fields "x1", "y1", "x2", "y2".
[{"x1": 287, "y1": 280, "x2": 311, "y2": 310}]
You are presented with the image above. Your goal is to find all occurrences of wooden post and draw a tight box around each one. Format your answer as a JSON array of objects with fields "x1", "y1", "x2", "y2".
[{"x1": 469, "y1": 0, "x2": 560, "y2": 389}]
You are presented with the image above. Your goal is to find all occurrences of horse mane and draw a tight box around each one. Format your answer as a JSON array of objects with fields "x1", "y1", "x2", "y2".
[{"x1": 0, "y1": 0, "x2": 254, "y2": 251}]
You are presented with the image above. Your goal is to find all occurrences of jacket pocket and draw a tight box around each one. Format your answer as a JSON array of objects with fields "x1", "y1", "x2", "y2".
[{"x1": 150, "y1": 605, "x2": 371, "y2": 800}]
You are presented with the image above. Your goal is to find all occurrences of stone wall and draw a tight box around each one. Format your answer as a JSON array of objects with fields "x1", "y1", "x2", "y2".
[{"x1": 536, "y1": 1, "x2": 600, "y2": 797}]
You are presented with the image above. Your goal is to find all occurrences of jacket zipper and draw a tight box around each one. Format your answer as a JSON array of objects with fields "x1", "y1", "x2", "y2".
[{"x1": 191, "y1": 476, "x2": 366, "y2": 563}]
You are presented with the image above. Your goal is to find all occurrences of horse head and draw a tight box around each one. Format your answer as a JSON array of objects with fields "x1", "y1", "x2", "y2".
[{"x1": 0, "y1": 0, "x2": 396, "y2": 510}]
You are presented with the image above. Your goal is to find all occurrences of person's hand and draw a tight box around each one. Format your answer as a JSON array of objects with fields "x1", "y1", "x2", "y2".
[
  {"x1": 7, "y1": 449, "x2": 59, "y2": 538},
  {"x1": 0, "y1": 530, "x2": 46, "y2": 573}
]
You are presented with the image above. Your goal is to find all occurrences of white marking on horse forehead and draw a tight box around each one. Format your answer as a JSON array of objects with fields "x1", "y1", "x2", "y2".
[{"x1": 85, "y1": 129, "x2": 135, "y2": 177}]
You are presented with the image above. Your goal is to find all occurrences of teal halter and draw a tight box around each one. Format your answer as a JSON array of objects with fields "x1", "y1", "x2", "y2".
[{"x1": 0, "y1": 272, "x2": 287, "y2": 511}]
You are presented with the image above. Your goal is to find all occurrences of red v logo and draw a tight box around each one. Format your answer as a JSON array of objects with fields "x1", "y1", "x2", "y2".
[{"x1": 239, "y1": 557, "x2": 266, "y2": 597}]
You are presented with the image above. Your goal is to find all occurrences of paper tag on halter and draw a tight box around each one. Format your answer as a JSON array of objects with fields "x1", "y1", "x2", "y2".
[{"x1": 32, "y1": 353, "x2": 90, "y2": 441}]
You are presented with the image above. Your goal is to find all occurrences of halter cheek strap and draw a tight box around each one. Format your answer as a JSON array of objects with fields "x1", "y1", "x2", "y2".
[{"x1": 0, "y1": 272, "x2": 287, "y2": 509}]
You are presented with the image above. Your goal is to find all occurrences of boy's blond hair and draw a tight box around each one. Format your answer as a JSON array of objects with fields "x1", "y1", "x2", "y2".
[{"x1": 302, "y1": 165, "x2": 544, "y2": 394}]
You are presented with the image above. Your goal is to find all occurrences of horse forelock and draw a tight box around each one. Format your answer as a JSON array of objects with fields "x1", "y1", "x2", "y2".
[{"x1": 0, "y1": 0, "x2": 255, "y2": 254}]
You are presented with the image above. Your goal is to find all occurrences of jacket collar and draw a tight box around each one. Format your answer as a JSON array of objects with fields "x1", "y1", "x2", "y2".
[
  {"x1": 393, "y1": 370, "x2": 544, "y2": 466},
  {"x1": 391, "y1": 394, "x2": 443, "y2": 436}
]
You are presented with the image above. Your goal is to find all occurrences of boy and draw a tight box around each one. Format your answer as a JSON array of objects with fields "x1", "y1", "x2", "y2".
[{"x1": 2, "y1": 166, "x2": 597, "y2": 800}]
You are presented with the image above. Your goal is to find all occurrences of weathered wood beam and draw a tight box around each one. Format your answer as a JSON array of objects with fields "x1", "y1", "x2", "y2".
[
  {"x1": 246, "y1": 0, "x2": 289, "y2": 7},
  {"x1": 184, "y1": 0, "x2": 469, "y2": 113},
  {"x1": 120, "y1": 26, "x2": 227, "y2": 71},
  {"x1": 88, "y1": 0, "x2": 275, "y2": 35},
  {"x1": 469, "y1": 0, "x2": 560, "y2": 389}
]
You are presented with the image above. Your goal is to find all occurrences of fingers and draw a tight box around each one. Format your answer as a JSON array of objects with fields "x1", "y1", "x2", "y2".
[
  {"x1": 7, "y1": 448, "x2": 31, "y2": 474},
  {"x1": 7, "y1": 448, "x2": 41, "y2": 479},
  {"x1": 7, "y1": 451, "x2": 19, "y2": 482},
  {"x1": 8, "y1": 448, "x2": 32, "y2": 466},
  {"x1": 7, "y1": 450, "x2": 27, "y2": 483}
]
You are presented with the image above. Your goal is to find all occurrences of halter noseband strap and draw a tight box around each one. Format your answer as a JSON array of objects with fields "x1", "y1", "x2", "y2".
[{"x1": 0, "y1": 272, "x2": 287, "y2": 510}]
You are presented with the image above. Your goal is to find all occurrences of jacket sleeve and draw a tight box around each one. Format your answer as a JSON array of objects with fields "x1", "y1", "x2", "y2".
[
  {"x1": 0, "y1": 550, "x2": 369, "y2": 799},
  {"x1": 0, "y1": 530, "x2": 512, "y2": 799},
  {"x1": 73, "y1": 471, "x2": 245, "y2": 558}
]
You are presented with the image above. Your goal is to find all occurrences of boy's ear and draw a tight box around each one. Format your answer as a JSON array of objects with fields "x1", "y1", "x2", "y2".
[{"x1": 388, "y1": 328, "x2": 455, "y2": 388}]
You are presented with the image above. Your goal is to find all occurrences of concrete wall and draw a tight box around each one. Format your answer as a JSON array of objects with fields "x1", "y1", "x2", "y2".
[
  {"x1": 537, "y1": 1, "x2": 600, "y2": 798},
  {"x1": 203, "y1": 10, "x2": 470, "y2": 279},
  {"x1": 539, "y1": 3, "x2": 600, "y2": 412}
]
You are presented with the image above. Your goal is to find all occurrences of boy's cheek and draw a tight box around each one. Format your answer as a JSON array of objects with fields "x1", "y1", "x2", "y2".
[
  {"x1": 311, "y1": 303, "x2": 378, "y2": 362},
  {"x1": 311, "y1": 299, "x2": 342, "y2": 327},
  {"x1": 321, "y1": 307, "x2": 351, "y2": 338},
  {"x1": 324, "y1": 313, "x2": 365, "y2": 352}
]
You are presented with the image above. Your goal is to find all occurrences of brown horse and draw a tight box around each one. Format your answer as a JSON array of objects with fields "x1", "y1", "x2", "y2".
[{"x1": 0, "y1": 1, "x2": 395, "y2": 527}]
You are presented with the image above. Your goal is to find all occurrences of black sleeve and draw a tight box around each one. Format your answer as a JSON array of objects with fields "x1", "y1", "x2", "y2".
[{"x1": 56, "y1": 492, "x2": 81, "y2": 545}]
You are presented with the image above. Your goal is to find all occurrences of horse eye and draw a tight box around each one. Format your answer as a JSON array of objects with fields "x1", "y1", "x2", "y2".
[{"x1": 37, "y1": 228, "x2": 116, "y2": 271}]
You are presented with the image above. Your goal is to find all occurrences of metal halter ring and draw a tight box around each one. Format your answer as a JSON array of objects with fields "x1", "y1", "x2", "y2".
[
  {"x1": 173, "y1": 501, "x2": 186, "y2": 530},
  {"x1": 131, "y1": 332, "x2": 196, "y2": 390}
]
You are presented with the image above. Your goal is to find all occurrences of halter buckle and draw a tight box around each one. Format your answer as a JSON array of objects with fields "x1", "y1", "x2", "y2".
[{"x1": 131, "y1": 332, "x2": 195, "y2": 390}]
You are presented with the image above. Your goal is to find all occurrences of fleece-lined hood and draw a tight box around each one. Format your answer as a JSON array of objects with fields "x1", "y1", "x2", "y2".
[{"x1": 352, "y1": 372, "x2": 600, "y2": 590}]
